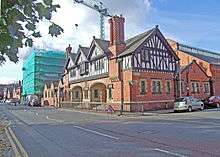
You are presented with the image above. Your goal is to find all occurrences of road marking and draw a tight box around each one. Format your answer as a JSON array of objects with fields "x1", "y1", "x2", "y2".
[
  {"x1": 5, "y1": 128, "x2": 20, "y2": 157},
  {"x1": 35, "y1": 113, "x2": 39, "y2": 115},
  {"x1": 7, "y1": 127, "x2": 29, "y2": 157},
  {"x1": 46, "y1": 116, "x2": 63, "y2": 123},
  {"x1": 154, "y1": 148, "x2": 187, "y2": 157},
  {"x1": 73, "y1": 125, "x2": 119, "y2": 140}
]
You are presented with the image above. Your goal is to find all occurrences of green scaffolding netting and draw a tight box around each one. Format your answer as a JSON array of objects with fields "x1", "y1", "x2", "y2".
[{"x1": 22, "y1": 49, "x2": 66, "y2": 96}]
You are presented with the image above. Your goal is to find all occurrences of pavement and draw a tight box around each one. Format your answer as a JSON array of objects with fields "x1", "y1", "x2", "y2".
[{"x1": 1, "y1": 103, "x2": 220, "y2": 157}]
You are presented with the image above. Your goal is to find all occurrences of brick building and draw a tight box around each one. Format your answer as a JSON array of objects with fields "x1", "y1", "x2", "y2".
[
  {"x1": 55, "y1": 15, "x2": 180, "y2": 112},
  {"x1": 42, "y1": 81, "x2": 59, "y2": 106},
  {"x1": 180, "y1": 60, "x2": 211, "y2": 100},
  {"x1": 168, "y1": 39, "x2": 220, "y2": 96}
]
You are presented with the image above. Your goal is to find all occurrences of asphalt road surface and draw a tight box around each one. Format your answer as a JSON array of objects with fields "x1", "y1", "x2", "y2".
[{"x1": 1, "y1": 103, "x2": 220, "y2": 157}]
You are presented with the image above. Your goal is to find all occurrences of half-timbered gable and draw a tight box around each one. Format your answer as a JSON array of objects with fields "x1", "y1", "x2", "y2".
[
  {"x1": 119, "y1": 27, "x2": 179, "y2": 73},
  {"x1": 69, "y1": 46, "x2": 89, "y2": 81},
  {"x1": 87, "y1": 38, "x2": 110, "y2": 76}
]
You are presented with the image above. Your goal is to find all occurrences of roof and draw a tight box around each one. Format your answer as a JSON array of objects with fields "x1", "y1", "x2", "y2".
[
  {"x1": 176, "y1": 42, "x2": 220, "y2": 65},
  {"x1": 53, "y1": 81, "x2": 59, "y2": 87},
  {"x1": 118, "y1": 29, "x2": 155, "y2": 57},
  {"x1": 45, "y1": 81, "x2": 52, "y2": 88},
  {"x1": 80, "y1": 46, "x2": 90, "y2": 57},
  {"x1": 69, "y1": 53, "x2": 77, "y2": 62},
  {"x1": 180, "y1": 60, "x2": 210, "y2": 78},
  {"x1": 94, "y1": 39, "x2": 110, "y2": 53}
]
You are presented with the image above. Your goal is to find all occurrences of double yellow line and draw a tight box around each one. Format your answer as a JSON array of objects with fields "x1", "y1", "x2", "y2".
[{"x1": 5, "y1": 122, "x2": 29, "y2": 157}]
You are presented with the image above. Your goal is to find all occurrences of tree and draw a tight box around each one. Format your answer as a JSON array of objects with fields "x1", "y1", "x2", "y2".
[{"x1": 0, "y1": 0, "x2": 63, "y2": 65}]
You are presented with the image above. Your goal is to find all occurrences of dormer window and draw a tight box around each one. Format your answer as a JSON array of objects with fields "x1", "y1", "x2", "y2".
[
  {"x1": 80, "y1": 62, "x2": 89, "y2": 75},
  {"x1": 94, "y1": 59, "x2": 104, "y2": 71},
  {"x1": 70, "y1": 69, "x2": 76, "y2": 78},
  {"x1": 94, "y1": 47, "x2": 101, "y2": 57}
]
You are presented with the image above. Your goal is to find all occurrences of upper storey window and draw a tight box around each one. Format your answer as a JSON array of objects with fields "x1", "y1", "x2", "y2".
[
  {"x1": 93, "y1": 47, "x2": 102, "y2": 57},
  {"x1": 80, "y1": 62, "x2": 89, "y2": 75},
  {"x1": 94, "y1": 59, "x2": 104, "y2": 71}
]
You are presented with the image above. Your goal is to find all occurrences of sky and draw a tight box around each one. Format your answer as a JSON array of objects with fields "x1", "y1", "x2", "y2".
[{"x1": 0, "y1": 0, "x2": 220, "y2": 84}]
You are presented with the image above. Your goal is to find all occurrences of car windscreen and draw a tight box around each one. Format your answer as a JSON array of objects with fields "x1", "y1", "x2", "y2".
[{"x1": 175, "y1": 98, "x2": 185, "y2": 102}]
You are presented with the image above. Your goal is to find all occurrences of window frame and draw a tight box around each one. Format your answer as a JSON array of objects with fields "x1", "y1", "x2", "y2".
[
  {"x1": 166, "y1": 80, "x2": 171, "y2": 94},
  {"x1": 152, "y1": 79, "x2": 162, "y2": 94},
  {"x1": 140, "y1": 80, "x2": 147, "y2": 95}
]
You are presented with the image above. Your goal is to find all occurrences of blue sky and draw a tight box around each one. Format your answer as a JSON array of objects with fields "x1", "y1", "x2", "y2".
[{"x1": 0, "y1": 0, "x2": 220, "y2": 84}]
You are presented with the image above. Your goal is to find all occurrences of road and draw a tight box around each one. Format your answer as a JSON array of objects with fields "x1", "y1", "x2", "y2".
[{"x1": 1, "y1": 103, "x2": 220, "y2": 157}]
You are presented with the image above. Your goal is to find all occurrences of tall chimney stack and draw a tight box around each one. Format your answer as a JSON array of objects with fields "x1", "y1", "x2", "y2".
[
  {"x1": 108, "y1": 15, "x2": 126, "y2": 57},
  {"x1": 66, "y1": 44, "x2": 72, "y2": 59}
]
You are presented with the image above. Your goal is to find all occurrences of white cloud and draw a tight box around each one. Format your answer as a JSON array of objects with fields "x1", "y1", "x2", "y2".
[{"x1": 1, "y1": 0, "x2": 152, "y2": 84}]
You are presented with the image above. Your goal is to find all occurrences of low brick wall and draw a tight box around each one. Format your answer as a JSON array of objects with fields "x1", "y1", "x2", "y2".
[{"x1": 60, "y1": 100, "x2": 174, "y2": 112}]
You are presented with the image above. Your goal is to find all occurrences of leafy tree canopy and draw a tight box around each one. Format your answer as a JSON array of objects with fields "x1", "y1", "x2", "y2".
[{"x1": 0, "y1": 0, "x2": 63, "y2": 65}]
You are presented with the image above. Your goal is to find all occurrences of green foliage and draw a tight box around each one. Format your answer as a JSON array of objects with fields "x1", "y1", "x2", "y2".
[{"x1": 0, "y1": 0, "x2": 63, "y2": 65}]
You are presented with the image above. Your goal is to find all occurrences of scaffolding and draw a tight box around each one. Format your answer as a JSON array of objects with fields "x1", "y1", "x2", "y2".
[{"x1": 22, "y1": 49, "x2": 66, "y2": 97}]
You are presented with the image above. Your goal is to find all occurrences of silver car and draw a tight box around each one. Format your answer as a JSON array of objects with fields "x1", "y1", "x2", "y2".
[{"x1": 174, "y1": 97, "x2": 204, "y2": 112}]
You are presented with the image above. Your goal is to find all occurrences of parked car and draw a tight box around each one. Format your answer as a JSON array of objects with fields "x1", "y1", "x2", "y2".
[
  {"x1": 203, "y1": 96, "x2": 220, "y2": 108},
  {"x1": 174, "y1": 97, "x2": 204, "y2": 112},
  {"x1": 10, "y1": 98, "x2": 20, "y2": 106},
  {"x1": 5, "y1": 99, "x2": 11, "y2": 103},
  {"x1": 24, "y1": 95, "x2": 41, "y2": 107}
]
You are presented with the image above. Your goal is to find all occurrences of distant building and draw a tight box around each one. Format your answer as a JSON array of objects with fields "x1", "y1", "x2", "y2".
[
  {"x1": 12, "y1": 80, "x2": 22, "y2": 100},
  {"x1": 22, "y1": 49, "x2": 66, "y2": 97},
  {"x1": 168, "y1": 39, "x2": 220, "y2": 96},
  {"x1": 0, "y1": 82, "x2": 21, "y2": 101},
  {"x1": 179, "y1": 60, "x2": 211, "y2": 100}
]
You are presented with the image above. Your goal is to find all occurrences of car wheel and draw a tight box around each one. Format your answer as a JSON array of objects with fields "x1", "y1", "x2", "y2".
[
  {"x1": 188, "y1": 106, "x2": 192, "y2": 112},
  {"x1": 200, "y1": 105, "x2": 204, "y2": 110},
  {"x1": 217, "y1": 103, "x2": 220, "y2": 108}
]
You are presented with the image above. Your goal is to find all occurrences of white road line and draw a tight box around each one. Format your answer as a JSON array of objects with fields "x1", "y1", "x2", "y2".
[
  {"x1": 46, "y1": 116, "x2": 63, "y2": 123},
  {"x1": 5, "y1": 128, "x2": 20, "y2": 157},
  {"x1": 154, "y1": 148, "x2": 188, "y2": 157},
  {"x1": 8, "y1": 127, "x2": 29, "y2": 157},
  {"x1": 73, "y1": 125, "x2": 119, "y2": 140}
]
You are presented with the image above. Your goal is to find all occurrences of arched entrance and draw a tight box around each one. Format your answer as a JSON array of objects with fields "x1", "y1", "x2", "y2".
[
  {"x1": 90, "y1": 83, "x2": 107, "y2": 103},
  {"x1": 71, "y1": 86, "x2": 83, "y2": 102}
]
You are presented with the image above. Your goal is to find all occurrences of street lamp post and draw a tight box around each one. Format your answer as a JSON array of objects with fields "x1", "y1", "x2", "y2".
[{"x1": 118, "y1": 58, "x2": 124, "y2": 116}]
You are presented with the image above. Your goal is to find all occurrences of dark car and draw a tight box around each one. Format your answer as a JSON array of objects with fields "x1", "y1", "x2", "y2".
[
  {"x1": 24, "y1": 95, "x2": 41, "y2": 107},
  {"x1": 203, "y1": 96, "x2": 220, "y2": 108},
  {"x1": 10, "y1": 98, "x2": 20, "y2": 106}
]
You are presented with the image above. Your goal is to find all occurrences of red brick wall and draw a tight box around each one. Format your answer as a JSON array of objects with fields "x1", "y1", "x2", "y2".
[
  {"x1": 130, "y1": 71, "x2": 175, "y2": 111},
  {"x1": 210, "y1": 65, "x2": 220, "y2": 96},
  {"x1": 181, "y1": 61, "x2": 211, "y2": 100}
]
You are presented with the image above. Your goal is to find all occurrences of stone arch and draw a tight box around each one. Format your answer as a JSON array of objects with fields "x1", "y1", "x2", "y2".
[
  {"x1": 90, "y1": 82, "x2": 107, "y2": 102},
  {"x1": 71, "y1": 86, "x2": 83, "y2": 102}
]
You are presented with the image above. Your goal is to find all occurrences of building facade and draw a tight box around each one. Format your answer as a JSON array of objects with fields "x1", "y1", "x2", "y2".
[
  {"x1": 57, "y1": 15, "x2": 180, "y2": 112},
  {"x1": 22, "y1": 49, "x2": 66, "y2": 97},
  {"x1": 179, "y1": 60, "x2": 211, "y2": 100},
  {"x1": 168, "y1": 39, "x2": 220, "y2": 96},
  {"x1": 42, "y1": 81, "x2": 59, "y2": 106}
]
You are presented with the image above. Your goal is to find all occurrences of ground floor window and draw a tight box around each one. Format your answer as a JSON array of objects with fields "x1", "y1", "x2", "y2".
[
  {"x1": 94, "y1": 89, "x2": 99, "y2": 98},
  {"x1": 51, "y1": 91, "x2": 54, "y2": 97},
  {"x1": 166, "y1": 81, "x2": 171, "y2": 94},
  {"x1": 140, "y1": 80, "x2": 146, "y2": 95},
  {"x1": 192, "y1": 81, "x2": 200, "y2": 93},
  {"x1": 75, "y1": 91, "x2": 79, "y2": 99},
  {"x1": 84, "y1": 90, "x2": 88, "y2": 99},
  {"x1": 152, "y1": 80, "x2": 162, "y2": 94},
  {"x1": 181, "y1": 81, "x2": 185, "y2": 94},
  {"x1": 44, "y1": 91, "x2": 47, "y2": 98},
  {"x1": 108, "y1": 88, "x2": 112, "y2": 99},
  {"x1": 204, "y1": 82, "x2": 210, "y2": 93}
]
